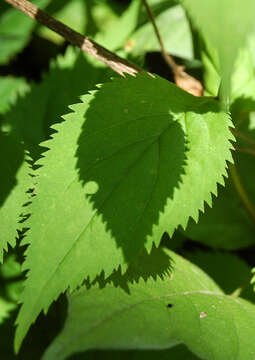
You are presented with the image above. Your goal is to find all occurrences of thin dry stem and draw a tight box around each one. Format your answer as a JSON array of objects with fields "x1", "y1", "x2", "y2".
[
  {"x1": 5, "y1": 0, "x2": 142, "y2": 77},
  {"x1": 236, "y1": 147, "x2": 255, "y2": 157},
  {"x1": 232, "y1": 128, "x2": 255, "y2": 148},
  {"x1": 229, "y1": 164, "x2": 255, "y2": 223},
  {"x1": 142, "y1": 0, "x2": 203, "y2": 96}
]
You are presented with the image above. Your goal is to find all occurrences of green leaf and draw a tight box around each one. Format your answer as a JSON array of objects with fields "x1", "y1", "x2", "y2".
[
  {"x1": 183, "y1": 176, "x2": 255, "y2": 250},
  {"x1": 37, "y1": 0, "x2": 88, "y2": 45},
  {"x1": 87, "y1": 0, "x2": 128, "y2": 36},
  {"x1": 0, "y1": 46, "x2": 113, "y2": 261},
  {"x1": 15, "y1": 74, "x2": 233, "y2": 350},
  {"x1": 0, "y1": 254, "x2": 24, "y2": 303},
  {"x1": 184, "y1": 251, "x2": 253, "y2": 299},
  {"x1": 128, "y1": 4, "x2": 193, "y2": 60},
  {"x1": 0, "y1": 0, "x2": 51, "y2": 64},
  {"x1": 43, "y1": 248, "x2": 255, "y2": 360},
  {"x1": 2, "y1": 46, "x2": 114, "y2": 161},
  {"x1": 202, "y1": 38, "x2": 255, "y2": 108},
  {"x1": 231, "y1": 44, "x2": 255, "y2": 116},
  {"x1": 181, "y1": 0, "x2": 255, "y2": 103},
  {"x1": 95, "y1": 0, "x2": 141, "y2": 51},
  {"x1": 184, "y1": 44, "x2": 255, "y2": 250},
  {"x1": 0, "y1": 132, "x2": 31, "y2": 261},
  {"x1": 0, "y1": 297, "x2": 16, "y2": 325},
  {"x1": 0, "y1": 76, "x2": 29, "y2": 115}
]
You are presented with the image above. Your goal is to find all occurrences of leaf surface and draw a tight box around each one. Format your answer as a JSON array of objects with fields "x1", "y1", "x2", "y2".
[
  {"x1": 0, "y1": 132, "x2": 31, "y2": 261},
  {"x1": 43, "y1": 248, "x2": 255, "y2": 360},
  {"x1": 0, "y1": 76, "x2": 28, "y2": 115},
  {"x1": 0, "y1": 0, "x2": 51, "y2": 64},
  {"x1": 37, "y1": 0, "x2": 87, "y2": 45},
  {"x1": 0, "y1": 47, "x2": 112, "y2": 260},
  {"x1": 184, "y1": 251, "x2": 253, "y2": 300},
  {"x1": 128, "y1": 4, "x2": 193, "y2": 60},
  {"x1": 183, "y1": 176, "x2": 255, "y2": 250},
  {"x1": 15, "y1": 74, "x2": 233, "y2": 350},
  {"x1": 0, "y1": 297, "x2": 16, "y2": 325},
  {"x1": 95, "y1": 0, "x2": 141, "y2": 51},
  {"x1": 181, "y1": 0, "x2": 255, "y2": 102}
]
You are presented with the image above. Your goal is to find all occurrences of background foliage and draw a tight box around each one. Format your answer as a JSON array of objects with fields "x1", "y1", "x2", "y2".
[{"x1": 1, "y1": 0, "x2": 255, "y2": 359}]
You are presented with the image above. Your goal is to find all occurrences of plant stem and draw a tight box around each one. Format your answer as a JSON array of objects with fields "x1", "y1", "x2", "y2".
[
  {"x1": 229, "y1": 164, "x2": 255, "y2": 223},
  {"x1": 141, "y1": 0, "x2": 178, "y2": 72},
  {"x1": 141, "y1": 0, "x2": 203, "y2": 96},
  {"x1": 236, "y1": 147, "x2": 255, "y2": 157},
  {"x1": 231, "y1": 128, "x2": 255, "y2": 148},
  {"x1": 4, "y1": 0, "x2": 142, "y2": 77}
]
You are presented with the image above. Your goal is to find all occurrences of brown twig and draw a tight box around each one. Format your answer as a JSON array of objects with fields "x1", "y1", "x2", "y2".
[
  {"x1": 142, "y1": 0, "x2": 203, "y2": 96},
  {"x1": 4, "y1": 0, "x2": 142, "y2": 77}
]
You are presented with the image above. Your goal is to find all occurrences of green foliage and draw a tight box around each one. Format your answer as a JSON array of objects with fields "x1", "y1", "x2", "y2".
[
  {"x1": 181, "y1": 0, "x2": 255, "y2": 103},
  {"x1": 43, "y1": 249, "x2": 255, "y2": 360},
  {"x1": 94, "y1": 0, "x2": 141, "y2": 51},
  {"x1": 0, "y1": 0, "x2": 255, "y2": 359},
  {"x1": 0, "y1": 76, "x2": 28, "y2": 115},
  {"x1": 0, "y1": 136, "x2": 31, "y2": 261},
  {"x1": 128, "y1": 2, "x2": 193, "y2": 60},
  {"x1": 37, "y1": 0, "x2": 88, "y2": 44},
  {"x1": 0, "y1": 0, "x2": 51, "y2": 64},
  {"x1": 14, "y1": 74, "x2": 233, "y2": 350}
]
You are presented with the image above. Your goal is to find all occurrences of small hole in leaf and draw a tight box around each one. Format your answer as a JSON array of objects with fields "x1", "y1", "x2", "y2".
[{"x1": 167, "y1": 304, "x2": 173, "y2": 308}]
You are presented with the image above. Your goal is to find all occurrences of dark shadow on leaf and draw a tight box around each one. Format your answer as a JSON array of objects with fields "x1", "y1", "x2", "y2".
[
  {"x1": 231, "y1": 96, "x2": 255, "y2": 121},
  {"x1": 68, "y1": 344, "x2": 198, "y2": 360},
  {"x1": 2, "y1": 48, "x2": 114, "y2": 162},
  {"x1": 75, "y1": 74, "x2": 220, "y2": 264},
  {"x1": 83, "y1": 245, "x2": 174, "y2": 294},
  {"x1": 0, "y1": 130, "x2": 24, "y2": 206}
]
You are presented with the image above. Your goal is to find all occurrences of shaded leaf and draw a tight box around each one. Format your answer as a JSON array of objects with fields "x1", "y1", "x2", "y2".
[
  {"x1": 184, "y1": 251, "x2": 253, "y2": 299},
  {"x1": 95, "y1": 0, "x2": 141, "y2": 51},
  {"x1": 184, "y1": 45, "x2": 255, "y2": 250},
  {"x1": 0, "y1": 46, "x2": 113, "y2": 260},
  {"x1": 15, "y1": 74, "x2": 233, "y2": 350},
  {"x1": 183, "y1": 176, "x2": 255, "y2": 250},
  {"x1": 43, "y1": 249, "x2": 255, "y2": 360},
  {"x1": 0, "y1": 76, "x2": 29, "y2": 116},
  {"x1": 3, "y1": 46, "x2": 114, "y2": 161},
  {"x1": 128, "y1": 4, "x2": 193, "y2": 60},
  {"x1": 0, "y1": 297, "x2": 16, "y2": 325},
  {"x1": 37, "y1": 0, "x2": 88, "y2": 45},
  {"x1": 68, "y1": 345, "x2": 199, "y2": 360},
  {"x1": 0, "y1": 132, "x2": 31, "y2": 261},
  {"x1": 0, "y1": 0, "x2": 51, "y2": 64}
]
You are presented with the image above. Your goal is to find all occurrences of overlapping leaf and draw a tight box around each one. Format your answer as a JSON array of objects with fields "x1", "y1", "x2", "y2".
[
  {"x1": 3, "y1": 46, "x2": 114, "y2": 160},
  {"x1": 181, "y1": 0, "x2": 255, "y2": 103},
  {"x1": 0, "y1": 132, "x2": 31, "y2": 261},
  {"x1": 0, "y1": 47, "x2": 113, "y2": 260},
  {"x1": 15, "y1": 74, "x2": 233, "y2": 350},
  {"x1": 37, "y1": 0, "x2": 87, "y2": 45},
  {"x1": 43, "y1": 248, "x2": 255, "y2": 360},
  {"x1": 0, "y1": 76, "x2": 28, "y2": 116},
  {"x1": 183, "y1": 176, "x2": 255, "y2": 250},
  {"x1": 95, "y1": 0, "x2": 141, "y2": 51},
  {"x1": 184, "y1": 251, "x2": 253, "y2": 300},
  {"x1": 128, "y1": 3, "x2": 193, "y2": 60},
  {"x1": 183, "y1": 41, "x2": 255, "y2": 250},
  {"x1": 0, "y1": 0, "x2": 51, "y2": 64}
]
